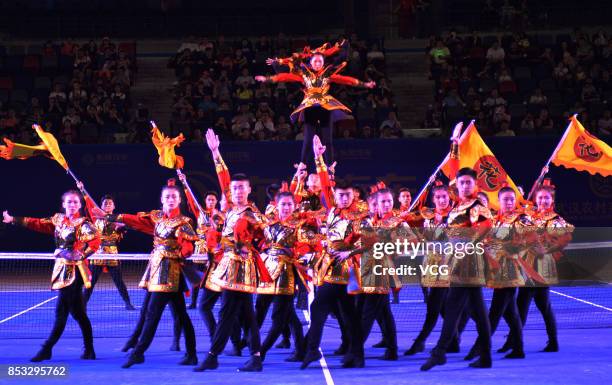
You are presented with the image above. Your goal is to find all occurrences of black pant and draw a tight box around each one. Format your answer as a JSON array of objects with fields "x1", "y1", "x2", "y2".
[
  {"x1": 414, "y1": 287, "x2": 448, "y2": 343},
  {"x1": 198, "y1": 288, "x2": 220, "y2": 342},
  {"x1": 132, "y1": 290, "x2": 196, "y2": 357},
  {"x1": 261, "y1": 295, "x2": 305, "y2": 353},
  {"x1": 433, "y1": 287, "x2": 491, "y2": 358},
  {"x1": 513, "y1": 287, "x2": 557, "y2": 344},
  {"x1": 256, "y1": 294, "x2": 291, "y2": 343},
  {"x1": 472, "y1": 288, "x2": 523, "y2": 351},
  {"x1": 188, "y1": 263, "x2": 207, "y2": 307},
  {"x1": 44, "y1": 273, "x2": 93, "y2": 350},
  {"x1": 306, "y1": 283, "x2": 363, "y2": 358},
  {"x1": 126, "y1": 291, "x2": 183, "y2": 348},
  {"x1": 301, "y1": 107, "x2": 333, "y2": 164},
  {"x1": 83, "y1": 265, "x2": 131, "y2": 305},
  {"x1": 209, "y1": 290, "x2": 261, "y2": 356},
  {"x1": 357, "y1": 294, "x2": 397, "y2": 350}
]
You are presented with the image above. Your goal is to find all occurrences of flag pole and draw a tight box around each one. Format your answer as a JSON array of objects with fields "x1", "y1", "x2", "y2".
[
  {"x1": 176, "y1": 169, "x2": 205, "y2": 215},
  {"x1": 409, "y1": 153, "x2": 449, "y2": 211},
  {"x1": 526, "y1": 114, "x2": 576, "y2": 200}
]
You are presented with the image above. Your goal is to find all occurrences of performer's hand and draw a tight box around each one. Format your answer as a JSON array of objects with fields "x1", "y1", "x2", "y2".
[
  {"x1": 254, "y1": 75, "x2": 267, "y2": 82},
  {"x1": 2, "y1": 211, "x2": 14, "y2": 224},
  {"x1": 332, "y1": 250, "x2": 352, "y2": 262},
  {"x1": 90, "y1": 206, "x2": 106, "y2": 219},
  {"x1": 294, "y1": 162, "x2": 307, "y2": 181},
  {"x1": 328, "y1": 161, "x2": 337, "y2": 175},
  {"x1": 205, "y1": 128, "x2": 221, "y2": 157},
  {"x1": 313, "y1": 135, "x2": 326, "y2": 157},
  {"x1": 451, "y1": 121, "x2": 463, "y2": 142},
  {"x1": 364, "y1": 81, "x2": 376, "y2": 88},
  {"x1": 177, "y1": 171, "x2": 187, "y2": 184},
  {"x1": 265, "y1": 58, "x2": 277, "y2": 66},
  {"x1": 76, "y1": 181, "x2": 85, "y2": 192}
]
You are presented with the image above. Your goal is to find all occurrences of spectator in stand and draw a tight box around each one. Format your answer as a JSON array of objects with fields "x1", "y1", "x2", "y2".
[
  {"x1": 597, "y1": 110, "x2": 612, "y2": 135},
  {"x1": 535, "y1": 108, "x2": 554, "y2": 134}
]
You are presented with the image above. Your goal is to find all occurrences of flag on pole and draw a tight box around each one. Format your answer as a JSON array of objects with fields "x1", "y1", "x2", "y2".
[
  {"x1": 550, "y1": 115, "x2": 612, "y2": 177},
  {"x1": 0, "y1": 138, "x2": 49, "y2": 160},
  {"x1": 440, "y1": 121, "x2": 523, "y2": 209},
  {"x1": 33, "y1": 124, "x2": 69, "y2": 170},
  {"x1": 150, "y1": 122, "x2": 185, "y2": 169}
]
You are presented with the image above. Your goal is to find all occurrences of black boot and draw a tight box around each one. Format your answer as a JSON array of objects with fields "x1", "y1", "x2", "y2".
[
  {"x1": 404, "y1": 340, "x2": 425, "y2": 356},
  {"x1": 447, "y1": 337, "x2": 461, "y2": 353},
  {"x1": 372, "y1": 340, "x2": 387, "y2": 348},
  {"x1": 179, "y1": 353, "x2": 198, "y2": 365},
  {"x1": 542, "y1": 340, "x2": 559, "y2": 352},
  {"x1": 121, "y1": 339, "x2": 136, "y2": 353},
  {"x1": 238, "y1": 355, "x2": 263, "y2": 372},
  {"x1": 333, "y1": 343, "x2": 348, "y2": 355},
  {"x1": 30, "y1": 346, "x2": 52, "y2": 362},
  {"x1": 463, "y1": 345, "x2": 480, "y2": 361},
  {"x1": 169, "y1": 339, "x2": 180, "y2": 351},
  {"x1": 342, "y1": 354, "x2": 365, "y2": 368},
  {"x1": 497, "y1": 336, "x2": 512, "y2": 353},
  {"x1": 285, "y1": 349, "x2": 305, "y2": 362},
  {"x1": 122, "y1": 353, "x2": 145, "y2": 368},
  {"x1": 300, "y1": 350, "x2": 322, "y2": 369},
  {"x1": 420, "y1": 350, "x2": 446, "y2": 371},
  {"x1": 275, "y1": 339, "x2": 291, "y2": 349},
  {"x1": 81, "y1": 346, "x2": 96, "y2": 360},
  {"x1": 194, "y1": 353, "x2": 218, "y2": 372},
  {"x1": 468, "y1": 355, "x2": 492, "y2": 368},
  {"x1": 382, "y1": 348, "x2": 398, "y2": 361},
  {"x1": 504, "y1": 349, "x2": 525, "y2": 359}
]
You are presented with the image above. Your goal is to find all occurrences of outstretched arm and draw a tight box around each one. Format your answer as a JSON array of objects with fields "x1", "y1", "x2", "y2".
[
  {"x1": 255, "y1": 73, "x2": 303, "y2": 84},
  {"x1": 329, "y1": 74, "x2": 375, "y2": 88},
  {"x1": 3, "y1": 211, "x2": 55, "y2": 234}
]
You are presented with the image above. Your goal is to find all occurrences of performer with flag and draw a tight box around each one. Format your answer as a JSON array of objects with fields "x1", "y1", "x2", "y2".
[
  {"x1": 301, "y1": 135, "x2": 367, "y2": 369},
  {"x1": 502, "y1": 179, "x2": 574, "y2": 353},
  {"x1": 77, "y1": 182, "x2": 135, "y2": 311},
  {"x1": 420, "y1": 167, "x2": 493, "y2": 371},
  {"x1": 3, "y1": 191, "x2": 100, "y2": 362},
  {"x1": 90, "y1": 178, "x2": 198, "y2": 369},
  {"x1": 194, "y1": 128, "x2": 270, "y2": 372}
]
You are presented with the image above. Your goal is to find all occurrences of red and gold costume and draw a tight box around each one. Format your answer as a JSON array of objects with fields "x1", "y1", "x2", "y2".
[
  {"x1": 446, "y1": 197, "x2": 492, "y2": 286},
  {"x1": 420, "y1": 206, "x2": 452, "y2": 288},
  {"x1": 110, "y1": 209, "x2": 198, "y2": 292},
  {"x1": 207, "y1": 152, "x2": 271, "y2": 293},
  {"x1": 485, "y1": 210, "x2": 536, "y2": 288},
  {"x1": 14, "y1": 214, "x2": 100, "y2": 289},
  {"x1": 265, "y1": 62, "x2": 368, "y2": 123},
  {"x1": 526, "y1": 209, "x2": 574, "y2": 285}
]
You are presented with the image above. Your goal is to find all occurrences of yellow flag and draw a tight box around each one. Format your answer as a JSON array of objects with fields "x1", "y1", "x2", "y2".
[
  {"x1": 32, "y1": 124, "x2": 69, "y2": 170},
  {"x1": 441, "y1": 122, "x2": 523, "y2": 209},
  {"x1": 151, "y1": 122, "x2": 185, "y2": 169},
  {"x1": 551, "y1": 115, "x2": 612, "y2": 176},
  {"x1": 0, "y1": 138, "x2": 49, "y2": 160}
]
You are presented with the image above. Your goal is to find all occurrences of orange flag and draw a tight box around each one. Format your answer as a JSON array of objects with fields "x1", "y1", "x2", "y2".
[
  {"x1": 550, "y1": 115, "x2": 612, "y2": 177},
  {"x1": 150, "y1": 122, "x2": 185, "y2": 169},
  {"x1": 0, "y1": 137, "x2": 49, "y2": 160},
  {"x1": 33, "y1": 124, "x2": 69, "y2": 170},
  {"x1": 440, "y1": 121, "x2": 523, "y2": 210}
]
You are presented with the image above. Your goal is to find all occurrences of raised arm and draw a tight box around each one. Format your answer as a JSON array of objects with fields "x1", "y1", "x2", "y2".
[
  {"x1": 313, "y1": 135, "x2": 334, "y2": 209},
  {"x1": 205, "y1": 128, "x2": 231, "y2": 204}
]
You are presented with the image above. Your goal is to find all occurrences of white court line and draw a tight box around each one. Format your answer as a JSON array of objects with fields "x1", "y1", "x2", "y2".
[
  {"x1": 0, "y1": 296, "x2": 58, "y2": 324},
  {"x1": 550, "y1": 290, "x2": 612, "y2": 312}
]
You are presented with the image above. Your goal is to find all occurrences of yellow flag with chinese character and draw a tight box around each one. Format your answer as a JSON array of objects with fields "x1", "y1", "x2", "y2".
[
  {"x1": 151, "y1": 122, "x2": 185, "y2": 169},
  {"x1": 441, "y1": 121, "x2": 523, "y2": 209},
  {"x1": 33, "y1": 124, "x2": 69, "y2": 170},
  {"x1": 551, "y1": 115, "x2": 612, "y2": 176}
]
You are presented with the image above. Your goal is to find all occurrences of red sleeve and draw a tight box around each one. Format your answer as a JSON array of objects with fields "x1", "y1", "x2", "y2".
[
  {"x1": 117, "y1": 213, "x2": 155, "y2": 235},
  {"x1": 18, "y1": 217, "x2": 56, "y2": 234},
  {"x1": 184, "y1": 187, "x2": 202, "y2": 218},
  {"x1": 83, "y1": 194, "x2": 97, "y2": 222},
  {"x1": 314, "y1": 155, "x2": 334, "y2": 209},
  {"x1": 213, "y1": 155, "x2": 232, "y2": 205},
  {"x1": 329, "y1": 74, "x2": 360, "y2": 86},
  {"x1": 270, "y1": 73, "x2": 304, "y2": 84}
]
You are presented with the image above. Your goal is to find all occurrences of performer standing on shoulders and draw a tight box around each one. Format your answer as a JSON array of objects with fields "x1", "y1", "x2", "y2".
[{"x1": 3, "y1": 190, "x2": 100, "y2": 362}]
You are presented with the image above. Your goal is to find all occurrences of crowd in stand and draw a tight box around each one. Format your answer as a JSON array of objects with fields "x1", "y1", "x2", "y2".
[
  {"x1": 167, "y1": 34, "x2": 400, "y2": 142},
  {"x1": 425, "y1": 27, "x2": 612, "y2": 137},
  {"x1": 0, "y1": 38, "x2": 136, "y2": 144}
]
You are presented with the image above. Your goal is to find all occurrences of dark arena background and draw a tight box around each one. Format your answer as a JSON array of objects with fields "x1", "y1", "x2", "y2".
[{"x1": 0, "y1": 1, "x2": 611, "y2": 385}]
